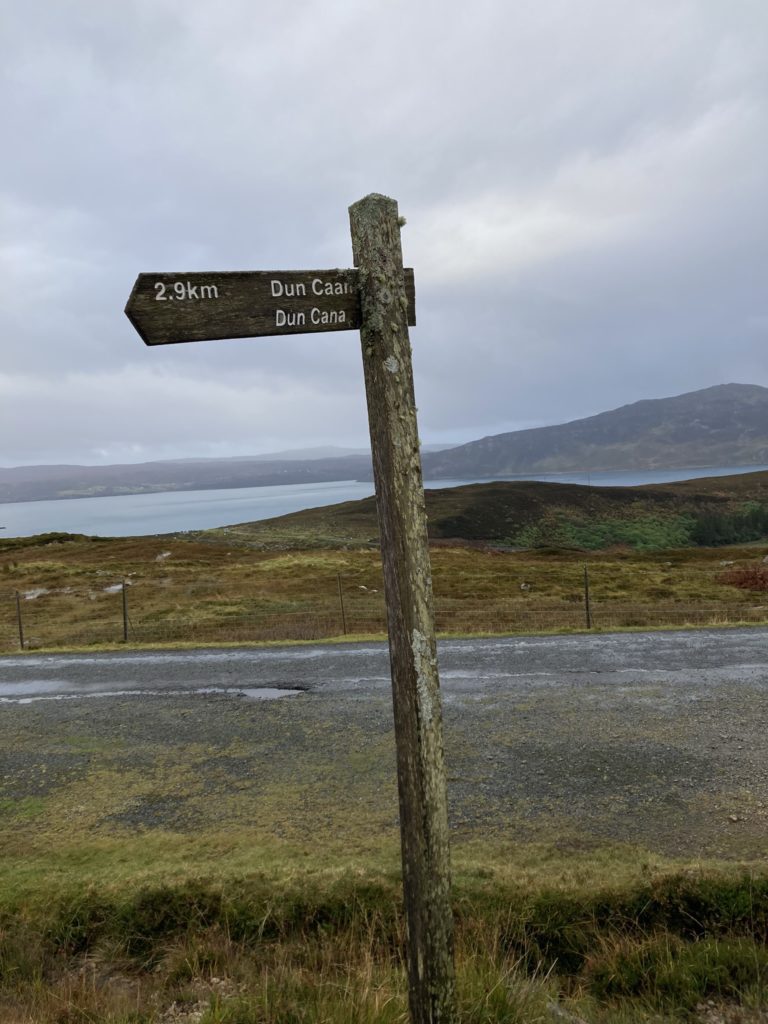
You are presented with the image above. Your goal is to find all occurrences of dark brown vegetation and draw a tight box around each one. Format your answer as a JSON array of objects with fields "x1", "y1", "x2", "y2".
[
  {"x1": 3, "y1": 471, "x2": 768, "y2": 1019},
  {"x1": 719, "y1": 564, "x2": 768, "y2": 592},
  {"x1": 3, "y1": 472, "x2": 768, "y2": 653}
]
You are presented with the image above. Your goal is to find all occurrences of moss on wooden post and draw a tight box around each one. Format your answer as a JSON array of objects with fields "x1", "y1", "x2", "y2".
[{"x1": 349, "y1": 193, "x2": 456, "y2": 1024}]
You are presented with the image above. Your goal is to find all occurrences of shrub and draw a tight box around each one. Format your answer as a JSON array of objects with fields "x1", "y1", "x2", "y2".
[
  {"x1": 692, "y1": 502, "x2": 768, "y2": 546},
  {"x1": 719, "y1": 564, "x2": 768, "y2": 592}
]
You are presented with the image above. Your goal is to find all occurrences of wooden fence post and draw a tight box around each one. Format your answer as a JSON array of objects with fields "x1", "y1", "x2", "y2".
[
  {"x1": 15, "y1": 591, "x2": 24, "y2": 650},
  {"x1": 349, "y1": 193, "x2": 456, "y2": 1024},
  {"x1": 584, "y1": 563, "x2": 593, "y2": 629},
  {"x1": 122, "y1": 580, "x2": 129, "y2": 643},
  {"x1": 336, "y1": 573, "x2": 347, "y2": 635}
]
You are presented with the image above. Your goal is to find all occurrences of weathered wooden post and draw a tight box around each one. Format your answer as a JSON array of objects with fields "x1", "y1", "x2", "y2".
[
  {"x1": 350, "y1": 194, "x2": 456, "y2": 1024},
  {"x1": 122, "y1": 579, "x2": 129, "y2": 643},
  {"x1": 584, "y1": 563, "x2": 592, "y2": 629},
  {"x1": 15, "y1": 590, "x2": 24, "y2": 650},
  {"x1": 124, "y1": 192, "x2": 456, "y2": 1023},
  {"x1": 336, "y1": 573, "x2": 347, "y2": 635}
]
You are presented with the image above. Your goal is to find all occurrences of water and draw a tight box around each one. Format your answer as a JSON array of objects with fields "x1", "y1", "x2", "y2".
[
  {"x1": 0, "y1": 480, "x2": 378, "y2": 539},
  {"x1": 0, "y1": 465, "x2": 766, "y2": 539}
]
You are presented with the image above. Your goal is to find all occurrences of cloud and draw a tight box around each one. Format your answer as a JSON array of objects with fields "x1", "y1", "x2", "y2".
[
  {"x1": 1, "y1": 0, "x2": 766, "y2": 463},
  {"x1": 0, "y1": 363, "x2": 370, "y2": 463}
]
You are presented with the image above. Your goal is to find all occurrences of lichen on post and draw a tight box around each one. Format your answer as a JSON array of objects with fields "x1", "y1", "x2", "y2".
[{"x1": 349, "y1": 193, "x2": 456, "y2": 1024}]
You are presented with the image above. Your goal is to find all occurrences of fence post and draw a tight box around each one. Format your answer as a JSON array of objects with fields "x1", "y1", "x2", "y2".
[
  {"x1": 15, "y1": 591, "x2": 25, "y2": 650},
  {"x1": 122, "y1": 580, "x2": 129, "y2": 642},
  {"x1": 584, "y1": 563, "x2": 592, "y2": 629},
  {"x1": 337, "y1": 573, "x2": 347, "y2": 635}
]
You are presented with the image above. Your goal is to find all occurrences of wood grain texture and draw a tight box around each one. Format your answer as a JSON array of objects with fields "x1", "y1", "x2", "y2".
[
  {"x1": 349, "y1": 193, "x2": 456, "y2": 1024},
  {"x1": 125, "y1": 269, "x2": 416, "y2": 345}
]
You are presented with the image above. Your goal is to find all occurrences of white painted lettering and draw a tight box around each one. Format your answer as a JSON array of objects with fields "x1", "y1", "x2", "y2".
[
  {"x1": 276, "y1": 310, "x2": 306, "y2": 328},
  {"x1": 272, "y1": 279, "x2": 307, "y2": 298},
  {"x1": 311, "y1": 277, "x2": 351, "y2": 297},
  {"x1": 310, "y1": 308, "x2": 347, "y2": 326}
]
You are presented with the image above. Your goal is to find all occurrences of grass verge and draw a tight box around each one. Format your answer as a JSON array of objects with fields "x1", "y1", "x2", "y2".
[{"x1": 1, "y1": 843, "x2": 767, "y2": 1023}]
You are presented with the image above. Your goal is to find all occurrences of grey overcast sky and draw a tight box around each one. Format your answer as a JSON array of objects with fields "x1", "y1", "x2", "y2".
[{"x1": 1, "y1": 0, "x2": 766, "y2": 466}]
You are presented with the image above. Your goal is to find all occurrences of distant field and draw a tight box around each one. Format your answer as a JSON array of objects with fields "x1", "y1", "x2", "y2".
[
  {"x1": 2, "y1": 529, "x2": 768, "y2": 650},
  {"x1": 4, "y1": 471, "x2": 768, "y2": 651}
]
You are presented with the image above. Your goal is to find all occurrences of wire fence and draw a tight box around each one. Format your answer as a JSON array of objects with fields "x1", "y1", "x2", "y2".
[{"x1": 2, "y1": 561, "x2": 766, "y2": 651}]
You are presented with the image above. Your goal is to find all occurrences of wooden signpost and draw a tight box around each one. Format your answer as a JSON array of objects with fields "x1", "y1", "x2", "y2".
[
  {"x1": 125, "y1": 194, "x2": 456, "y2": 1024},
  {"x1": 126, "y1": 268, "x2": 416, "y2": 345}
]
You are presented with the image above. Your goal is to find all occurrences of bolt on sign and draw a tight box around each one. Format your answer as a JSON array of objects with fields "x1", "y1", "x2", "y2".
[{"x1": 125, "y1": 194, "x2": 457, "y2": 1024}]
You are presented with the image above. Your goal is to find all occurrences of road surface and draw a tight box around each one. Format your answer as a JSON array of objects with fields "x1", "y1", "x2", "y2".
[{"x1": 1, "y1": 628, "x2": 767, "y2": 700}]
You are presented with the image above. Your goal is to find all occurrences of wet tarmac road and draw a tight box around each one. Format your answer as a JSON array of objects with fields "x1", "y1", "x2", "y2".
[{"x1": 0, "y1": 627, "x2": 767, "y2": 703}]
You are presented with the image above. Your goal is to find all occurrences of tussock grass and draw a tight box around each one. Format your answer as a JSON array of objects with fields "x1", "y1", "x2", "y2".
[{"x1": 1, "y1": 856, "x2": 767, "y2": 1022}]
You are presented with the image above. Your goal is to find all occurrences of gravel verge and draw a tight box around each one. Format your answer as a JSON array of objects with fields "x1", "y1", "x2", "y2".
[{"x1": 0, "y1": 630, "x2": 766, "y2": 859}]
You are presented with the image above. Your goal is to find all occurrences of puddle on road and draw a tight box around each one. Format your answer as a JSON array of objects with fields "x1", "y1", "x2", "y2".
[
  {"x1": 240, "y1": 688, "x2": 302, "y2": 700},
  {"x1": 0, "y1": 686, "x2": 304, "y2": 706},
  {"x1": 0, "y1": 680, "x2": 65, "y2": 696}
]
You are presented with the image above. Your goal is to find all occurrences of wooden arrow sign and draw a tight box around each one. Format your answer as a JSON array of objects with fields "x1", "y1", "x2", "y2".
[{"x1": 125, "y1": 268, "x2": 416, "y2": 345}]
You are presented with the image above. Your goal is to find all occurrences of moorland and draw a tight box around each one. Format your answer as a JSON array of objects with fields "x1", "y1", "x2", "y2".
[
  {"x1": 3, "y1": 469, "x2": 768, "y2": 1022},
  {"x1": 4, "y1": 472, "x2": 768, "y2": 650}
]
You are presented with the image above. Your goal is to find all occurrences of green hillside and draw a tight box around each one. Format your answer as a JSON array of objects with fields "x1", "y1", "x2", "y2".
[{"x1": 187, "y1": 470, "x2": 768, "y2": 552}]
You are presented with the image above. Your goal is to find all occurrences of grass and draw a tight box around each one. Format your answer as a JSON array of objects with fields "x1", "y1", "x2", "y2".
[
  {"x1": 515, "y1": 513, "x2": 698, "y2": 551},
  {"x1": 5, "y1": 471, "x2": 768, "y2": 651},
  {"x1": 0, "y1": 844, "x2": 767, "y2": 1022}
]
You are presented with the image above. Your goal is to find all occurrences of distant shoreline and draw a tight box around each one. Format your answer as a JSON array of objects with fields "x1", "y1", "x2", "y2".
[
  {"x1": 4, "y1": 462, "x2": 768, "y2": 507},
  {"x1": 2, "y1": 466, "x2": 768, "y2": 541}
]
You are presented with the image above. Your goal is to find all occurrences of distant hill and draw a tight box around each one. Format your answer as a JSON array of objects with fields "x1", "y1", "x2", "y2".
[
  {"x1": 4, "y1": 382, "x2": 768, "y2": 504},
  {"x1": 0, "y1": 444, "x2": 458, "y2": 504},
  {"x1": 422, "y1": 383, "x2": 768, "y2": 478},
  {"x1": 0, "y1": 453, "x2": 374, "y2": 503},
  {"x1": 188, "y1": 470, "x2": 768, "y2": 552}
]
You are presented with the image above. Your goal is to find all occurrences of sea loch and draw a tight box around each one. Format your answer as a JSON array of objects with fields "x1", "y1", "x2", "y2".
[{"x1": 1, "y1": 466, "x2": 767, "y2": 539}]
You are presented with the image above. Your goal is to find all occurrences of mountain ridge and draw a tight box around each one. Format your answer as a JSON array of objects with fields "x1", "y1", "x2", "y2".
[
  {"x1": 422, "y1": 383, "x2": 768, "y2": 478},
  {"x1": 2, "y1": 383, "x2": 767, "y2": 503}
]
